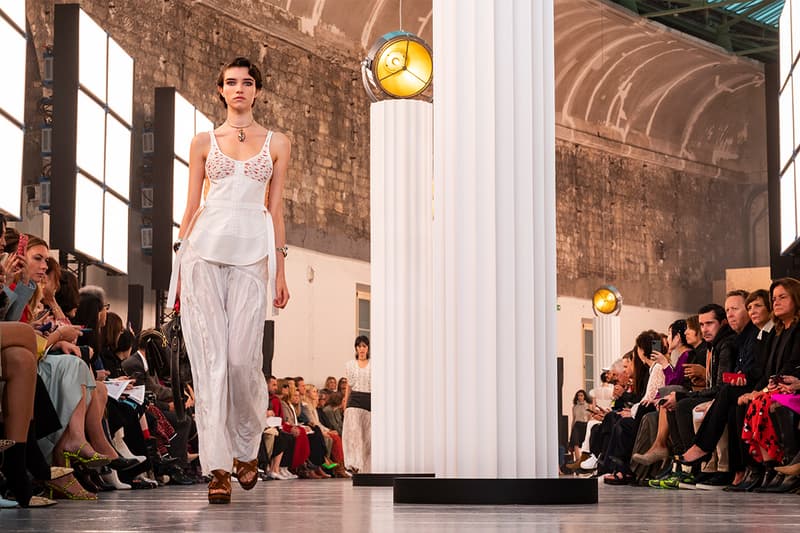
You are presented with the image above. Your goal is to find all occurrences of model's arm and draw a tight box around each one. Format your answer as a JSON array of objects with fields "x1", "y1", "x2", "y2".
[
  {"x1": 177, "y1": 133, "x2": 209, "y2": 240},
  {"x1": 267, "y1": 132, "x2": 291, "y2": 309}
]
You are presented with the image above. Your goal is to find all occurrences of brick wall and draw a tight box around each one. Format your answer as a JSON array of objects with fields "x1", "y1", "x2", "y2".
[{"x1": 26, "y1": 0, "x2": 371, "y2": 266}]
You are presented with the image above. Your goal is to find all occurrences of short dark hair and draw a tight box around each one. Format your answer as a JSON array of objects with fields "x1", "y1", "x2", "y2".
[
  {"x1": 354, "y1": 335, "x2": 370, "y2": 359},
  {"x1": 669, "y1": 319, "x2": 688, "y2": 346},
  {"x1": 216, "y1": 57, "x2": 263, "y2": 107},
  {"x1": 294, "y1": 376, "x2": 304, "y2": 382},
  {"x1": 698, "y1": 303, "x2": 726, "y2": 323},
  {"x1": 745, "y1": 289, "x2": 771, "y2": 312}
]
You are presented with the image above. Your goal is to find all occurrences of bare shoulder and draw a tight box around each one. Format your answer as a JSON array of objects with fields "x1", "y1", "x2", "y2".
[
  {"x1": 190, "y1": 132, "x2": 211, "y2": 154},
  {"x1": 270, "y1": 131, "x2": 291, "y2": 155}
]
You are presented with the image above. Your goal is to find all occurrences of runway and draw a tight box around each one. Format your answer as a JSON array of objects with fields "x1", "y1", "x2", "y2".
[{"x1": 2, "y1": 478, "x2": 799, "y2": 532}]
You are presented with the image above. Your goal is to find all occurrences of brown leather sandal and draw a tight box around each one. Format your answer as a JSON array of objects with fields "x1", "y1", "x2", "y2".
[
  {"x1": 233, "y1": 458, "x2": 259, "y2": 491},
  {"x1": 208, "y1": 469, "x2": 231, "y2": 504}
]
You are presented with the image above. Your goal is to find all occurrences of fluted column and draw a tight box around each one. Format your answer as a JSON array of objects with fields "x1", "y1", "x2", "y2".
[
  {"x1": 432, "y1": 0, "x2": 557, "y2": 478},
  {"x1": 370, "y1": 100, "x2": 435, "y2": 474},
  {"x1": 594, "y1": 315, "x2": 621, "y2": 387}
]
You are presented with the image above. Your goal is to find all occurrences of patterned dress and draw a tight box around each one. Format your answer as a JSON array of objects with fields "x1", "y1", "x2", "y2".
[{"x1": 343, "y1": 359, "x2": 371, "y2": 472}]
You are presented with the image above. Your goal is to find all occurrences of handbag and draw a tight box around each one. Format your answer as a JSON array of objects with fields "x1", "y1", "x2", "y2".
[{"x1": 160, "y1": 313, "x2": 193, "y2": 423}]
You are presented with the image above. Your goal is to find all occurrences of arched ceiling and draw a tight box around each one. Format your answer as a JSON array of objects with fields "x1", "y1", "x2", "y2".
[
  {"x1": 273, "y1": 0, "x2": 432, "y2": 51},
  {"x1": 555, "y1": 0, "x2": 766, "y2": 179},
  {"x1": 264, "y1": 0, "x2": 766, "y2": 179}
]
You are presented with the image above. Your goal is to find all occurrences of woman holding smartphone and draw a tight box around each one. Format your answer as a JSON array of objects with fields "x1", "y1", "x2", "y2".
[{"x1": 169, "y1": 57, "x2": 291, "y2": 504}]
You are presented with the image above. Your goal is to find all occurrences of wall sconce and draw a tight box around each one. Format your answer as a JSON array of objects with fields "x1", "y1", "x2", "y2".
[
  {"x1": 592, "y1": 285, "x2": 622, "y2": 316},
  {"x1": 361, "y1": 31, "x2": 433, "y2": 102}
]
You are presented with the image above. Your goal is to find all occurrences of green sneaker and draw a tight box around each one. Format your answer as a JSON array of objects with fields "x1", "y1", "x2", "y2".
[
  {"x1": 647, "y1": 478, "x2": 665, "y2": 488},
  {"x1": 659, "y1": 472, "x2": 684, "y2": 489}
]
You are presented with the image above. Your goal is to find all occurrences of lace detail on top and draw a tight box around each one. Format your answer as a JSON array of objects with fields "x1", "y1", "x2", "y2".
[
  {"x1": 345, "y1": 359, "x2": 371, "y2": 393},
  {"x1": 205, "y1": 130, "x2": 273, "y2": 183}
]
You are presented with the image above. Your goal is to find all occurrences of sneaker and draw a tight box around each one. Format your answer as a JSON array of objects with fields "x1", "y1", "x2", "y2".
[
  {"x1": 659, "y1": 472, "x2": 693, "y2": 489},
  {"x1": 696, "y1": 472, "x2": 733, "y2": 491},
  {"x1": 677, "y1": 472, "x2": 697, "y2": 490},
  {"x1": 279, "y1": 467, "x2": 298, "y2": 479},
  {"x1": 580, "y1": 454, "x2": 598, "y2": 470}
]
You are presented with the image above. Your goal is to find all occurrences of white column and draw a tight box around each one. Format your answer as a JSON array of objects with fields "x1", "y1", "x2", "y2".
[
  {"x1": 370, "y1": 100, "x2": 435, "y2": 474},
  {"x1": 593, "y1": 315, "x2": 621, "y2": 387},
  {"x1": 432, "y1": 0, "x2": 557, "y2": 478}
]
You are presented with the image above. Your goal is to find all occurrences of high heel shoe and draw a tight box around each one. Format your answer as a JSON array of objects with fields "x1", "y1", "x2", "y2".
[
  {"x1": 208, "y1": 470, "x2": 232, "y2": 504},
  {"x1": 632, "y1": 448, "x2": 669, "y2": 466},
  {"x1": 0, "y1": 439, "x2": 14, "y2": 453},
  {"x1": 233, "y1": 458, "x2": 259, "y2": 491},
  {"x1": 676, "y1": 451, "x2": 712, "y2": 468},
  {"x1": 62, "y1": 442, "x2": 110, "y2": 469},
  {"x1": 44, "y1": 472, "x2": 97, "y2": 500}
]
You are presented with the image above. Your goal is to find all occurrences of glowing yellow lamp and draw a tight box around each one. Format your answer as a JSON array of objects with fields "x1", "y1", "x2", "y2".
[
  {"x1": 362, "y1": 31, "x2": 433, "y2": 102},
  {"x1": 592, "y1": 286, "x2": 622, "y2": 316}
]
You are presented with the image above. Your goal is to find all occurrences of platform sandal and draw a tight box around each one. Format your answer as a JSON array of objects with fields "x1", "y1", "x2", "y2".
[
  {"x1": 233, "y1": 458, "x2": 259, "y2": 491},
  {"x1": 208, "y1": 469, "x2": 231, "y2": 504}
]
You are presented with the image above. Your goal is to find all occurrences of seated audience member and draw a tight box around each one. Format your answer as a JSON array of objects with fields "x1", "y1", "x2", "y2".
[
  {"x1": 0, "y1": 321, "x2": 39, "y2": 507},
  {"x1": 124, "y1": 330, "x2": 195, "y2": 485},
  {"x1": 659, "y1": 304, "x2": 735, "y2": 466},
  {"x1": 667, "y1": 292, "x2": 758, "y2": 489},
  {"x1": 74, "y1": 286, "x2": 110, "y2": 378},
  {"x1": 304, "y1": 384, "x2": 350, "y2": 477},
  {"x1": 633, "y1": 319, "x2": 697, "y2": 468},
  {"x1": 323, "y1": 391, "x2": 345, "y2": 434},
  {"x1": 601, "y1": 331, "x2": 664, "y2": 484},
  {"x1": 260, "y1": 375, "x2": 293, "y2": 480},
  {"x1": 55, "y1": 270, "x2": 80, "y2": 322},
  {"x1": 325, "y1": 376, "x2": 337, "y2": 392}
]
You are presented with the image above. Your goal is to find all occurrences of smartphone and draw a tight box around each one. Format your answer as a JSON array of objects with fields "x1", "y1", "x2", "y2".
[
  {"x1": 650, "y1": 339, "x2": 661, "y2": 355},
  {"x1": 16, "y1": 233, "x2": 28, "y2": 256}
]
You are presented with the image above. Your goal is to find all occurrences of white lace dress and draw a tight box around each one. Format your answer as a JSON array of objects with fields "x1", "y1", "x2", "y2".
[{"x1": 342, "y1": 359, "x2": 371, "y2": 472}]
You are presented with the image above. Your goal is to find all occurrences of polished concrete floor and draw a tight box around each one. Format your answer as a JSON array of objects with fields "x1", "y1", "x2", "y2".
[{"x1": 1, "y1": 478, "x2": 799, "y2": 532}]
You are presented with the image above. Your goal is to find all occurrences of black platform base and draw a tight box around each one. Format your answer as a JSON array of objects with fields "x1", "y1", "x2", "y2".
[
  {"x1": 353, "y1": 473, "x2": 435, "y2": 487},
  {"x1": 393, "y1": 477, "x2": 598, "y2": 505}
]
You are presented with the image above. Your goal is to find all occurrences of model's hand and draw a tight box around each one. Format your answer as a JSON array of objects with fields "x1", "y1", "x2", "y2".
[{"x1": 274, "y1": 275, "x2": 289, "y2": 308}]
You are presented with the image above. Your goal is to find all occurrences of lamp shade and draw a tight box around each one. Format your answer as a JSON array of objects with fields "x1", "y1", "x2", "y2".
[
  {"x1": 592, "y1": 285, "x2": 622, "y2": 316},
  {"x1": 362, "y1": 31, "x2": 433, "y2": 101}
]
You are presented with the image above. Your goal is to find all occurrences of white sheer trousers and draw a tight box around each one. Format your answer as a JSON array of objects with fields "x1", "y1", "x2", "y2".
[{"x1": 179, "y1": 243, "x2": 269, "y2": 475}]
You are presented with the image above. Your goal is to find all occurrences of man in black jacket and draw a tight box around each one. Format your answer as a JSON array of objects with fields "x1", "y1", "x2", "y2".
[{"x1": 661, "y1": 303, "x2": 738, "y2": 456}]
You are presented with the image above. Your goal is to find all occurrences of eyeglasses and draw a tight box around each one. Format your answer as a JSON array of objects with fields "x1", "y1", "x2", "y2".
[{"x1": 103, "y1": 303, "x2": 111, "y2": 310}]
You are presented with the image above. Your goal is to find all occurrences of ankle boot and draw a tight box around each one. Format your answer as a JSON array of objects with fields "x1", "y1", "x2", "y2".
[{"x1": 1, "y1": 443, "x2": 32, "y2": 507}]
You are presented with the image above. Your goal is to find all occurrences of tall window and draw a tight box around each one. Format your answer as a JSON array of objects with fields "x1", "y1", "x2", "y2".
[
  {"x1": 356, "y1": 283, "x2": 370, "y2": 339},
  {"x1": 0, "y1": 1, "x2": 26, "y2": 219},
  {"x1": 583, "y1": 323, "x2": 594, "y2": 392}
]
